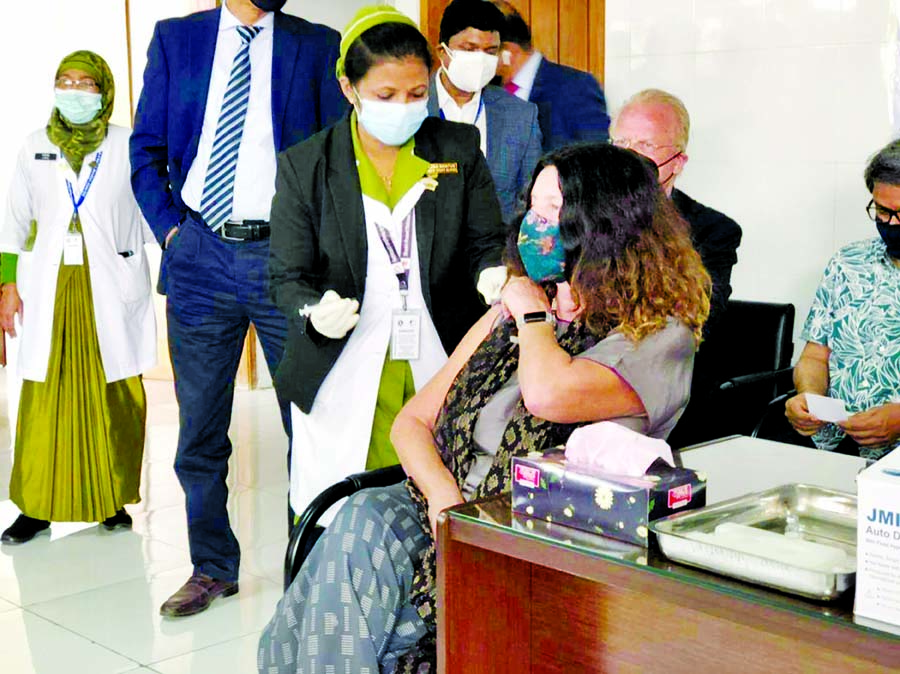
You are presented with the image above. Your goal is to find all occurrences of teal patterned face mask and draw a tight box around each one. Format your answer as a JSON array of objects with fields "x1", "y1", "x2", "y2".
[{"x1": 517, "y1": 209, "x2": 566, "y2": 282}]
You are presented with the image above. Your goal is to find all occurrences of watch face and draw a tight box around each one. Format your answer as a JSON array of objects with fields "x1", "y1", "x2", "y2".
[{"x1": 523, "y1": 311, "x2": 550, "y2": 323}]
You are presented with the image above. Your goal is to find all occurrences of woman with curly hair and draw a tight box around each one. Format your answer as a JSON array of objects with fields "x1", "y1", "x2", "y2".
[{"x1": 258, "y1": 142, "x2": 710, "y2": 673}]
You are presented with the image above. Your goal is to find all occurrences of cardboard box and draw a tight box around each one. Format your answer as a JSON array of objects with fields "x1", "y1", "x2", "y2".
[
  {"x1": 855, "y1": 448, "x2": 900, "y2": 626},
  {"x1": 511, "y1": 449, "x2": 707, "y2": 546}
]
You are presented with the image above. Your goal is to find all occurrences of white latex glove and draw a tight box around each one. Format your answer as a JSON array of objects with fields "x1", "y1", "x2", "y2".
[
  {"x1": 301, "y1": 290, "x2": 360, "y2": 339},
  {"x1": 476, "y1": 265, "x2": 508, "y2": 305}
]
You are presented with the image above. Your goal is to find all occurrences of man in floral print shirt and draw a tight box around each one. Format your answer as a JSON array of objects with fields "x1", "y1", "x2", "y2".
[{"x1": 786, "y1": 139, "x2": 900, "y2": 460}]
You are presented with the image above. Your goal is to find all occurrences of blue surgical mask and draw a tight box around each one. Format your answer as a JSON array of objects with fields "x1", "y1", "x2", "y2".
[
  {"x1": 517, "y1": 209, "x2": 566, "y2": 282},
  {"x1": 354, "y1": 89, "x2": 428, "y2": 147},
  {"x1": 55, "y1": 89, "x2": 102, "y2": 125}
]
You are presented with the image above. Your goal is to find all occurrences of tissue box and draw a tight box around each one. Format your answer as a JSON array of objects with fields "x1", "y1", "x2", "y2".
[
  {"x1": 511, "y1": 449, "x2": 707, "y2": 546},
  {"x1": 855, "y1": 448, "x2": 900, "y2": 626},
  {"x1": 511, "y1": 511, "x2": 649, "y2": 566}
]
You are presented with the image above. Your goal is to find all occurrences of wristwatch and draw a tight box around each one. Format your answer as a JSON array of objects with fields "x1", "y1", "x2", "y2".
[{"x1": 516, "y1": 311, "x2": 556, "y2": 329}]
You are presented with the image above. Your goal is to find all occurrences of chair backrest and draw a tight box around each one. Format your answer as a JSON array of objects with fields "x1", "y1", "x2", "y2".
[
  {"x1": 668, "y1": 299, "x2": 797, "y2": 448},
  {"x1": 284, "y1": 464, "x2": 407, "y2": 590},
  {"x1": 716, "y1": 299, "x2": 795, "y2": 382}
]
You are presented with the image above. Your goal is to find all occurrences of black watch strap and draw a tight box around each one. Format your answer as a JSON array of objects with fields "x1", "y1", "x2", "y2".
[{"x1": 516, "y1": 311, "x2": 556, "y2": 328}]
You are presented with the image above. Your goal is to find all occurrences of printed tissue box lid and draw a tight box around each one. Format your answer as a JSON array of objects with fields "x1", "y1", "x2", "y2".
[{"x1": 511, "y1": 448, "x2": 706, "y2": 546}]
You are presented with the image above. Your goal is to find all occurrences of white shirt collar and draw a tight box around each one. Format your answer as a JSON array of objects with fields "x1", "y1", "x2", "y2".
[
  {"x1": 512, "y1": 51, "x2": 543, "y2": 97},
  {"x1": 435, "y1": 72, "x2": 482, "y2": 123},
  {"x1": 219, "y1": 2, "x2": 275, "y2": 32}
]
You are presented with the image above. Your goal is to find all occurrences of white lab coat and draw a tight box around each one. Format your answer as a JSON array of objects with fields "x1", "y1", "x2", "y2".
[
  {"x1": 0, "y1": 125, "x2": 156, "y2": 383},
  {"x1": 290, "y1": 183, "x2": 448, "y2": 524}
]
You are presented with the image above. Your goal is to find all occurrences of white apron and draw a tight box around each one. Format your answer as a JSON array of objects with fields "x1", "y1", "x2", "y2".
[
  {"x1": 290, "y1": 183, "x2": 448, "y2": 523},
  {"x1": 0, "y1": 126, "x2": 157, "y2": 384}
]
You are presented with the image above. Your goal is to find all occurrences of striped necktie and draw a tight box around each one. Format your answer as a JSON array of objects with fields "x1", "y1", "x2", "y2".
[{"x1": 200, "y1": 25, "x2": 262, "y2": 231}]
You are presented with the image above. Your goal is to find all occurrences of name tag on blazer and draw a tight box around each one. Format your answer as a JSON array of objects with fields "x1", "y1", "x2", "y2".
[
  {"x1": 34, "y1": 153, "x2": 57, "y2": 161},
  {"x1": 426, "y1": 162, "x2": 458, "y2": 178}
]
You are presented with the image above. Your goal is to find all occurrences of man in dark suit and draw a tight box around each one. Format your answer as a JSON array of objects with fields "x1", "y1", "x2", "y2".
[
  {"x1": 491, "y1": 1, "x2": 609, "y2": 152},
  {"x1": 129, "y1": 0, "x2": 346, "y2": 617},
  {"x1": 610, "y1": 88, "x2": 743, "y2": 446},
  {"x1": 427, "y1": 0, "x2": 542, "y2": 228}
]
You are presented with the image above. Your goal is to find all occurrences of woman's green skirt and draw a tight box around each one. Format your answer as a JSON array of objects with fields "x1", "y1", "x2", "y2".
[
  {"x1": 365, "y1": 352, "x2": 416, "y2": 471},
  {"x1": 9, "y1": 253, "x2": 146, "y2": 522}
]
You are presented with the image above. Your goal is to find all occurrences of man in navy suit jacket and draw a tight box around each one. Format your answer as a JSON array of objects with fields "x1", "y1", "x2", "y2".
[
  {"x1": 427, "y1": 0, "x2": 541, "y2": 225},
  {"x1": 130, "y1": 0, "x2": 346, "y2": 618},
  {"x1": 492, "y1": 1, "x2": 609, "y2": 152}
]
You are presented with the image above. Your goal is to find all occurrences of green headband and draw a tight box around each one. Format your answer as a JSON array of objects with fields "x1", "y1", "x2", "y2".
[{"x1": 336, "y1": 5, "x2": 419, "y2": 78}]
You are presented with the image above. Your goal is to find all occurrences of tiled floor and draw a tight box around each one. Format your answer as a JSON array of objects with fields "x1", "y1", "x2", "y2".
[{"x1": 0, "y1": 376, "x2": 289, "y2": 673}]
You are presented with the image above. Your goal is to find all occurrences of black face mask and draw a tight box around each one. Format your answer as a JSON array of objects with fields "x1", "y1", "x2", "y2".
[
  {"x1": 251, "y1": 0, "x2": 287, "y2": 11},
  {"x1": 877, "y1": 222, "x2": 900, "y2": 258}
]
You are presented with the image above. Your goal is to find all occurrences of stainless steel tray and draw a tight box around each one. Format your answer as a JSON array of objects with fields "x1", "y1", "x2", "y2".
[{"x1": 650, "y1": 484, "x2": 856, "y2": 600}]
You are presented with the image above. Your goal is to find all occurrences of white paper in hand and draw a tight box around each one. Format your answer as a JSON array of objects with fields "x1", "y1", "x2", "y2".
[{"x1": 805, "y1": 393, "x2": 849, "y2": 423}]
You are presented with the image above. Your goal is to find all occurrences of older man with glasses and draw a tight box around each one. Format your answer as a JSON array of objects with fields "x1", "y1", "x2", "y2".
[
  {"x1": 611, "y1": 89, "x2": 742, "y2": 343},
  {"x1": 785, "y1": 139, "x2": 900, "y2": 460},
  {"x1": 611, "y1": 89, "x2": 742, "y2": 446}
]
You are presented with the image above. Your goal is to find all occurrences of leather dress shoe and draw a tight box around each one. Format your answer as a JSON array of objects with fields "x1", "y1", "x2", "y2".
[
  {"x1": 159, "y1": 574, "x2": 238, "y2": 617},
  {"x1": 1, "y1": 515, "x2": 50, "y2": 544},
  {"x1": 101, "y1": 509, "x2": 132, "y2": 531}
]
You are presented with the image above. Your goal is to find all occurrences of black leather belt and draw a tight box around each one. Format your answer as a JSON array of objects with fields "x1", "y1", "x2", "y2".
[
  {"x1": 222, "y1": 220, "x2": 270, "y2": 241},
  {"x1": 186, "y1": 209, "x2": 270, "y2": 241}
]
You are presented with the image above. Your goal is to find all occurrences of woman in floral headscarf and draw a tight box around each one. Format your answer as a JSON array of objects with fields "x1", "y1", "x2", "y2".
[{"x1": 0, "y1": 50, "x2": 156, "y2": 544}]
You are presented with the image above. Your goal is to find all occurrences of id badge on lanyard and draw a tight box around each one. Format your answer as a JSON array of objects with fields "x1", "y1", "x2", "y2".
[
  {"x1": 391, "y1": 309, "x2": 421, "y2": 361},
  {"x1": 376, "y1": 214, "x2": 421, "y2": 361},
  {"x1": 64, "y1": 152, "x2": 102, "y2": 266}
]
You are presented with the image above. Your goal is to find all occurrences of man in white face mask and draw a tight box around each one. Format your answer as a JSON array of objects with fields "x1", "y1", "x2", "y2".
[{"x1": 428, "y1": 0, "x2": 542, "y2": 227}]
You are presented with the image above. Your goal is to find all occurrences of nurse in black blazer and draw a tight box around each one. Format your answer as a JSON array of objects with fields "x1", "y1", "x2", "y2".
[{"x1": 268, "y1": 6, "x2": 505, "y2": 522}]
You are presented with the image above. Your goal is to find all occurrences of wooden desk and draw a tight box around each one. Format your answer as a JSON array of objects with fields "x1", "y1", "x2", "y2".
[{"x1": 436, "y1": 437, "x2": 900, "y2": 673}]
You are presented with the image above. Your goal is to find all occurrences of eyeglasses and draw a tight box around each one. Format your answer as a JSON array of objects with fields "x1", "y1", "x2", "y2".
[
  {"x1": 610, "y1": 137, "x2": 680, "y2": 155},
  {"x1": 867, "y1": 199, "x2": 900, "y2": 224},
  {"x1": 55, "y1": 77, "x2": 99, "y2": 92}
]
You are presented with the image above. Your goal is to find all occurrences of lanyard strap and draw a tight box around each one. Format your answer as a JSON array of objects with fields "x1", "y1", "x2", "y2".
[
  {"x1": 65, "y1": 152, "x2": 103, "y2": 217},
  {"x1": 374, "y1": 214, "x2": 414, "y2": 307},
  {"x1": 439, "y1": 94, "x2": 485, "y2": 126}
]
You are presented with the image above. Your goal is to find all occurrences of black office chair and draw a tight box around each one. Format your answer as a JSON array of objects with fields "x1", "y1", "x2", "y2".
[
  {"x1": 751, "y1": 390, "x2": 805, "y2": 443},
  {"x1": 284, "y1": 463, "x2": 407, "y2": 590},
  {"x1": 669, "y1": 299, "x2": 796, "y2": 447}
]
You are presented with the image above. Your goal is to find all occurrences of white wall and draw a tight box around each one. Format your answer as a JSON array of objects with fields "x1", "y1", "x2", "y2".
[
  {"x1": 283, "y1": 0, "x2": 361, "y2": 31},
  {"x1": 284, "y1": 0, "x2": 419, "y2": 31},
  {"x1": 130, "y1": 1, "x2": 217, "y2": 117},
  {"x1": 605, "y1": 1, "x2": 898, "y2": 345},
  {"x1": 392, "y1": 0, "x2": 420, "y2": 24},
  {"x1": 1, "y1": 1, "x2": 132, "y2": 202}
]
